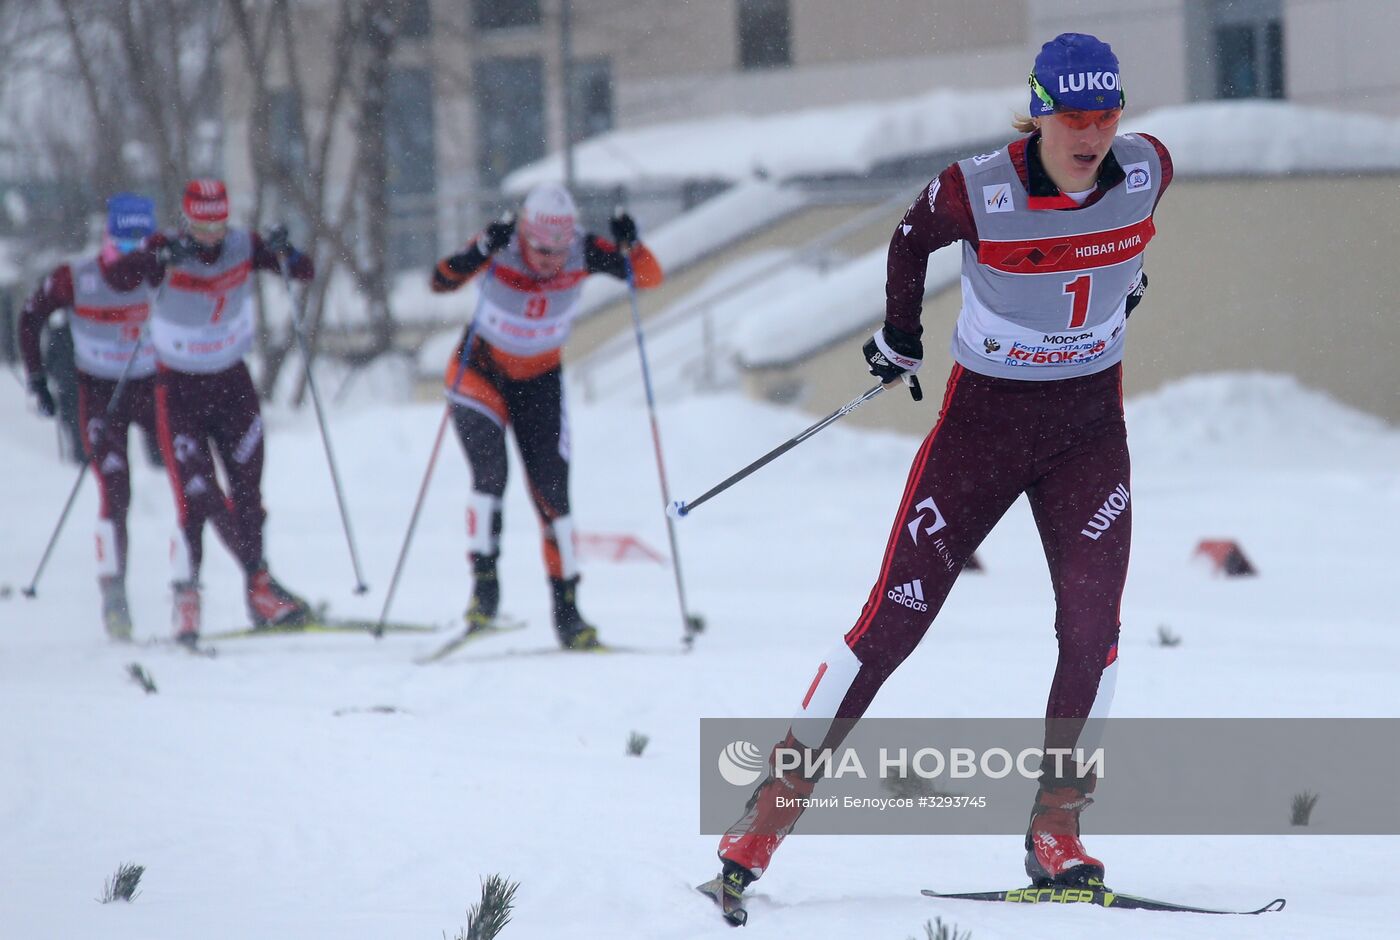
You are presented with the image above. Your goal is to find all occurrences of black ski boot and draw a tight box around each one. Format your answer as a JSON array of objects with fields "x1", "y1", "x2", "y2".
[
  {"x1": 697, "y1": 859, "x2": 754, "y2": 926},
  {"x1": 550, "y1": 575, "x2": 601, "y2": 650},
  {"x1": 465, "y1": 553, "x2": 500, "y2": 631}
]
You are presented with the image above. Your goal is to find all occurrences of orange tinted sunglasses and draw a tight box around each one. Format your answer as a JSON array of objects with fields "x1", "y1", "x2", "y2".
[{"x1": 1052, "y1": 108, "x2": 1123, "y2": 130}]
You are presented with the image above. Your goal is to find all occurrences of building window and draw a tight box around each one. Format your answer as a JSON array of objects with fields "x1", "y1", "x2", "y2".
[
  {"x1": 1209, "y1": 0, "x2": 1284, "y2": 99},
  {"x1": 569, "y1": 57, "x2": 613, "y2": 144},
  {"x1": 475, "y1": 56, "x2": 546, "y2": 186},
  {"x1": 386, "y1": 67, "x2": 437, "y2": 272},
  {"x1": 387, "y1": 67, "x2": 436, "y2": 197},
  {"x1": 737, "y1": 0, "x2": 791, "y2": 70},
  {"x1": 472, "y1": 0, "x2": 540, "y2": 31}
]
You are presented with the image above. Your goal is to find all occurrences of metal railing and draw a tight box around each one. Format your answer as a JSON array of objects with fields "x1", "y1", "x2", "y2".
[{"x1": 574, "y1": 185, "x2": 917, "y2": 403}]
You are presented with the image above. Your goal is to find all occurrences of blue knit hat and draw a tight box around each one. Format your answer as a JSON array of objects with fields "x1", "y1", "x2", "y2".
[
  {"x1": 106, "y1": 192, "x2": 156, "y2": 243},
  {"x1": 1029, "y1": 33, "x2": 1123, "y2": 116}
]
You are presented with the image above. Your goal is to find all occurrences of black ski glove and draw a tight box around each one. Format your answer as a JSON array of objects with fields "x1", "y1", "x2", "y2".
[
  {"x1": 28, "y1": 374, "x2": 56, "y2": 418},
  {"x1": 1125, "y1": 270, "x2": 1148, "y2": 317},
  {"x1": 477, "y1": 213, "x2": 516, "y2": 255},
  {"x1": 862, "y1": 323, "x2": 924, "y2": 400},
  {"x1": 609, "y1": 209, "x2": 638, "y2": 250},
  {"x1": 263, "y1": 224, "x2": 292, "y2": 257},
  {"x1": 156, "y1": 236, "x2": 197, "y2": 267}
]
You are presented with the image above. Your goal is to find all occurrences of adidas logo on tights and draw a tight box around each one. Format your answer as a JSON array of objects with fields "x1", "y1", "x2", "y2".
[{"x1": 886, "y1": 579, "x2": 929, "y2": 612}]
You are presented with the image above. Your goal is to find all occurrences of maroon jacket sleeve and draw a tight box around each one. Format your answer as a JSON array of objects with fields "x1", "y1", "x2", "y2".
[
  {"x1": 1137, "y1": 133, "x2": 1173, "y2": 209},
  {"x1": 885, "y1": 162, "x2": 977, "y2": 337},
  {"x1": 104, "y1": 233, "x2": 170, "y2": 292},
  {"x1": 251, "y1": 232, "x2": 315, "y2": 280},
  {"x1": 18, "y1": 264, "x2": 75, "y2": 379}
]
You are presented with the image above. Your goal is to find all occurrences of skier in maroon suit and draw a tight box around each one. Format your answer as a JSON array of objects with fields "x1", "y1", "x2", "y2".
[
  {"x1": 19, "y1": 193, "x2": 160, "y2": 639},
  {"x1": 107, "y1": 179, "x2": 316, "y2": 645},
  {"x1": 701, "y1": 33, "x2": 1173, "y2": 925}
]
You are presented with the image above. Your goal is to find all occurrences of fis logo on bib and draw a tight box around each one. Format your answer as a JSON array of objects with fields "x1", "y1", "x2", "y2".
[
  {"x1": 887, "y1": 579, "x2": 929, "y2": 611},
  {"x1": 983, "y1": 184, "x2": 1014, "y2": 213}
]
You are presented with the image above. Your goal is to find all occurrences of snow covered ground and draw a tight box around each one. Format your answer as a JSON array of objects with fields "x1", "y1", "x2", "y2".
[{"x1": 2, "y1": 369, "x2": 1398, "y2": 938}]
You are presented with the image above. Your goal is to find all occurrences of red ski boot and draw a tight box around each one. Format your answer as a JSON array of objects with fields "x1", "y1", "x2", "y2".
[
  {"x1": 701, "y1": 732, "x2": 818, "y2": 925},
  {"x1": 172, "y1": 580, "x2": 201, "y2": 648},
  {"x1": 718, "y1": 737, "x2": 817, "y2": 875},
  {"x1": 1024, "y1": 785, "x2": 1105, "y2": 886},
  {"x1": 247, "y1": 564, "x2": 312, "y2": 628}
]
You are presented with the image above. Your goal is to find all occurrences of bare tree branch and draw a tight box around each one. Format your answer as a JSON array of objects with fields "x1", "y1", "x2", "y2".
[
  {"x1": 54, "y1": 0, "x2": 124, "y2": 196},
  {"x1": 114, "y1": 1, "x2": 182, "y2": 207}
]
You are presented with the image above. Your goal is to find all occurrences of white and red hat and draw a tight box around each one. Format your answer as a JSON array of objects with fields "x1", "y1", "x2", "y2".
[
  {"x1": 519, "y1": 183, "x2": 577, "y2": 251},
  {"x1": 182, "y1": 178, "x2": 229, "y2": 225}
]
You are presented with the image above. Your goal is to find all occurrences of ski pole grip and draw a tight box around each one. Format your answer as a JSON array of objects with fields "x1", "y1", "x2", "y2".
[{"x1": 904, "y1": 373, "x2": 923, "y2": 402}]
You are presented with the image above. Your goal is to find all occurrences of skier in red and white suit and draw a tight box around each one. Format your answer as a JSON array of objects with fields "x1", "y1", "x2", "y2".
[
  {"x1": 107, "y1": 179, "x2": 316, "y2": 645},
  {"x1": 19, "y1": 193, "x2": 159, "y2": 639},
  {"x1": 705, "y1": 33, "x2": 1173, "y2": 917},
  {"x1": 431, "y1": 183, "x2": 664, "y2": 649}
]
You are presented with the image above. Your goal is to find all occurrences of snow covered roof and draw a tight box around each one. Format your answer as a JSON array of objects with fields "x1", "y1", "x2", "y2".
[
  {"x1": 1131, "y1": 101, "x2": 1400, "y2": 176},
  {"x1": 507, "y1": 92, "x2": 1400, "y2": 193},
  {"x1": 504, "y1": 86, "x2": 1027, "y2": 191}
]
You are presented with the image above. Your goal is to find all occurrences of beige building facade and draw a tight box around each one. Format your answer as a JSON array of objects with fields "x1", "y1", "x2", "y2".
[{"x1": 221, "y1": 0, "x2": 1400, "y2": 257}]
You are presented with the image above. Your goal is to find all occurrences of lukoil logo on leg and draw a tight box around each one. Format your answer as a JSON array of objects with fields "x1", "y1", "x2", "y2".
[
  {"x1": 1080, "y1": 483, "x2": 1130, "y2": 540},
  {"x1": 718, "y1": 741, "x2": 765, "y2": 786}
]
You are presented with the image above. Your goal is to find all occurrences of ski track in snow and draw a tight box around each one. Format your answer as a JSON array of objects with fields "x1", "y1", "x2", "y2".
[{"x1": 2, "y1": 372, "x2": 1398, "y2": 938}]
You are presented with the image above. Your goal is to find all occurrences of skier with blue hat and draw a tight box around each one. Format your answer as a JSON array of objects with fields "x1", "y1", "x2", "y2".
[
  {"x1": 19, "y1": 192, "x2": 161, "y2": 639},
  {"x1": 701, "y1": 33, "x2": 1175, "y2": 926},
  {"x1": 1028, "y1": 32, "x2": 1125, "y2": 118},
  {"x1": 103, "y1": 192, "x2": 158, "y2": 259}
]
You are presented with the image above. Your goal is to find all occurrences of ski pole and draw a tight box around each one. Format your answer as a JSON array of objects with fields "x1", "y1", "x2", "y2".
[
  {"x1": 623, "y1": 258, "x2": 704, "y2": 648},
  {"x1": 375, "y1": 265, "x2": 494, "y2": 636},
  {"x1": 22, "y1": 317, "x2": 154, "y2": 598},
  {"x1": 667, "y1": 377, "x2": 916, "y2": 520},
  {"x1": 279, "y1": 259, "x2": 369, "y2": 595}
]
